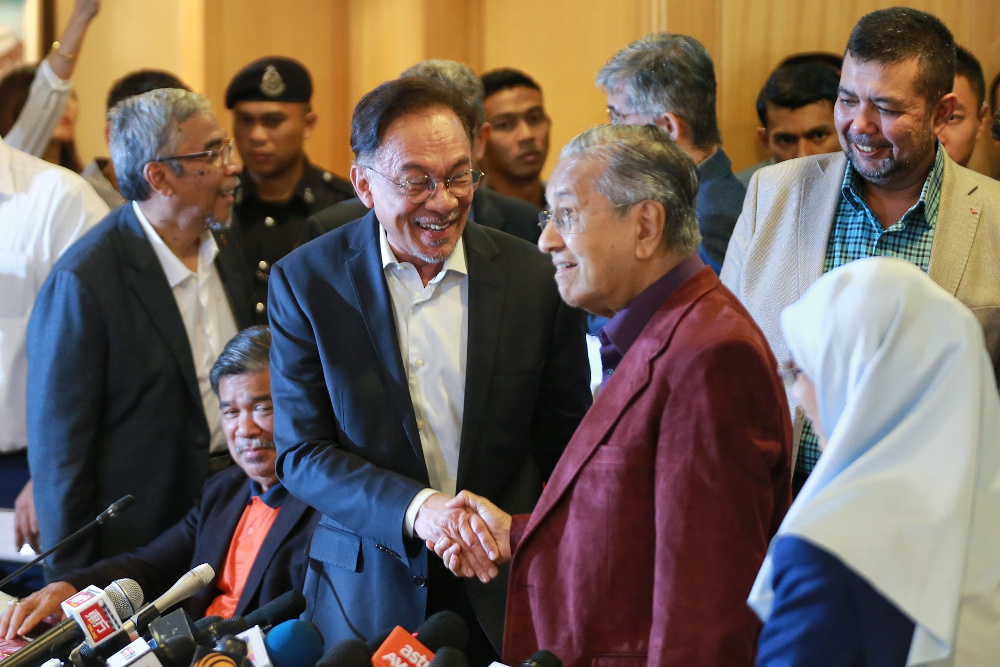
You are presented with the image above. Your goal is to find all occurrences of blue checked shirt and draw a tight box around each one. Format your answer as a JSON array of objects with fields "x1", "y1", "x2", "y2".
[{"x1": 796, "y1": 145, "x2": 945, "y2": 475}]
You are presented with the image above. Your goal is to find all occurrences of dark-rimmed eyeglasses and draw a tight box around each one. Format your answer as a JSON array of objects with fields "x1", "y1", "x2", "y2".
[
  {"x1": 156, "y1": 138, "x2": 235, "y2": 167},
  {"x1": 538, "y1": 202, "x2": 639, "y2": 234},
  {"x1": 360, "y1": 165, "x2": 484, "y2": 204},
  {"x1": 777, "y1": 360, "x2": 803, "y2": 386}
]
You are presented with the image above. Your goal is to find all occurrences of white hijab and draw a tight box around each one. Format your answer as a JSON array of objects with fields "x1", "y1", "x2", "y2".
[{"x1": 747, "y1": 257, "x2": 1000, "y2": 666}]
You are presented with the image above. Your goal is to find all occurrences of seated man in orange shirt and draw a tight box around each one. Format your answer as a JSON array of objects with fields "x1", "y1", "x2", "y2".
[{"x1": 0, "y1": 326, "x2": 318, "y2": 638}]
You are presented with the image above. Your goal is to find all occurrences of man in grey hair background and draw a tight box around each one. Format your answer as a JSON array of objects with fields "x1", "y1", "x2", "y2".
[
  {"x1": 26, "y1": 88, "x2": 253, "y2": 576},
  {"x1": 597, "y1": 34, "x2": 745, "y2": 274}
]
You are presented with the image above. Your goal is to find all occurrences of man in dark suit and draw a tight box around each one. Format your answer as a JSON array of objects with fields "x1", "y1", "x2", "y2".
[
  {"x1": 26, "y1": 88, "x2": 253, "y2": 577},
  {"x1": 268, "y1": 77, "x2": 591, "y2": 664},
  {"x1": 438, "y1": 124, "x2": 792, "y2": 667},
  {"x1": 298, "y1": 58, "x2": 541, "y2": 247},
  {"x1": 2, "y1": 326, "x2": 316, "y2": 638}
]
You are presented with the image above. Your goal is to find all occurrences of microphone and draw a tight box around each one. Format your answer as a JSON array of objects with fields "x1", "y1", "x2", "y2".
[
  {"x1": 427, "y1": 647, "x2": 466, "y2": 667},
  {"x1": 261, "y1": 620, "x2": 324, "y2": 667},
  {"x1": 197, "y1": 617, "x2": 251, "y2": 646},
  {"x1": 410, "y1": 612, "x2": 468, "y2": 652},
  {"x1": 147, "y1": 609, "x2": 198, "y2": 659},
  {"x1": 106, "y1": 637, "x2": 164, "y2": 667},
  {"x1": 487, "y1": 649, "x2": 562, "y2": 667},
  {"x1": 0, "y1": 496, "x2": 136, "y2": 589},
  {"x1": 190, "y1": 635, "x2": 249, "y2": 667},
  {"x1": 314, "y1": 639, "x2": 370, "y2": 667},
  {"x1": 68, "y1": 580, "x2": 145, "y2": 667},
  {"x1": 3, "y1": 580, "x2": 143, "y2": 667},
  {"x1": 521, "y1": 651, "x2": 561, "y2": 667},
  {"x1": 369, "y1": 612, "x2": 468, "y2": 667},
  {"x1": 243, "y1": 590, "x2": 306, "y2": 631},
  {"x1": 123, "y1": 564, "x2": 215, "y2": 637},
  {"x1": 97, "y1": 496, "x2": 136, "y2": 523}
]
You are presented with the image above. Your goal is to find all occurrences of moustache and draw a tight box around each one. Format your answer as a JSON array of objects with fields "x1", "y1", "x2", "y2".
[{"x1": 235, "y1": 439, "x2": 276, "y2": 456}]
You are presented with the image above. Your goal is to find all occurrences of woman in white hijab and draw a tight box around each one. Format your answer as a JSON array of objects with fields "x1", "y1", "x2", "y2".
[{"x1": 748, "y1": 257, "x2": 1000, "y2": 666}]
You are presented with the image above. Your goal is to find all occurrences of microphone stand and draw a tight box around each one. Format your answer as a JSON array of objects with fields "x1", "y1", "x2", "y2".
[{"x1": 0, "y1": 495, "x2": 135, "y2": 589}]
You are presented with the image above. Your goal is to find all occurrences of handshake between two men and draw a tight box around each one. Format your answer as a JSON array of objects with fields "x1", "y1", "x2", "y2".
[{"x1": 417, "y1": 492, "x2": 512, "y2": 583}]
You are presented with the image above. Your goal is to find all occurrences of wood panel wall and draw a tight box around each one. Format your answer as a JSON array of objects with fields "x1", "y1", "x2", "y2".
[{"x1": 60, "y1": 0, "x2": 1000, "y2": 182}]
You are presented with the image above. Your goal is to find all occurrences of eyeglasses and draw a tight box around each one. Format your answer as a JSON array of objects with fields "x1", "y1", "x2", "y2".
[
  {"x1": 777, "y1": 360, "x2": 803, "y2": 386},
  {"x1": 538, "y1": 202, "x2": 639, "y2": 234},
  {"x1": 360, "y1": 165, "x2": 484, "y2": 204},
  {"x1": 606, "y1": 106, "x2": 647, "y2": 125},
  {"x1": 157, "y1": 138, "x2": 235, "y2": 167}
]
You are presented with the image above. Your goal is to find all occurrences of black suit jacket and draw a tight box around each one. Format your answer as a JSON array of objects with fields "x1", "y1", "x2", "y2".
[
  {"x1": 58, "y1": 466, "x2": 318, "y2": 619},
  {"x1": 26, "y1": 203, "x2": 253, "y2": 576},
  {"x1": 298, "y1": 188, "x2": 541, "y2": 246},
  {"x1": 268, "y1": 212, "x2": 590, "y2": 649}
]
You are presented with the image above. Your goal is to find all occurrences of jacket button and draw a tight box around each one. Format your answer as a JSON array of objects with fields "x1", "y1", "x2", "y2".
[{"x1": 412, "y1": 575, "x2": 427, "y2": 587}]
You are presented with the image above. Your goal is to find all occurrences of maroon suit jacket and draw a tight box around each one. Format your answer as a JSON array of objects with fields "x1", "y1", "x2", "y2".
[{"x1": 503, "y1": 267, "x2": 793, "y2": 667}]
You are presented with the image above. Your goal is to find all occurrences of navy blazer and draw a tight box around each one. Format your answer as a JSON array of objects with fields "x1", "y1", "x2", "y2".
[
  {"x1": 268, "y1": 212, "x2": 591, "y2": 649},
  {"x1": 757, "y1": 537, "x2": 915, "y2": 667},
  {"x1": 298, "y1": 188, "x2": 541, "y2": 246},
  {"x1": 58, "y1": 465, "x2": 318, "y2": 619},
  {"x1": 27, "y1": 204, "x2": 254, "y2": 576}
]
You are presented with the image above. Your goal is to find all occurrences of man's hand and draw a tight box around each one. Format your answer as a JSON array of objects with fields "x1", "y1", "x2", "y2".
[
  {"x1": 413, "y1": 492, "x2": 500, "y2": 583},
  {"x1": 14, "y1": 479, "x2": 40, "y2": 554},
  {"x1": 431, "y1": 491, "x2": 512, "y2": 577},
  {"x1": 0, "y1": 581, "x2": 75, "y2": 640}
]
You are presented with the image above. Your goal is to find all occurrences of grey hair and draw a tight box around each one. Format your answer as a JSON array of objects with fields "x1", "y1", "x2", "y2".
[
  {"x1": 597, "y1": 33, "x2": 721, "y2": 148},
  {"x1": 210, "y1": 326, "x2": 271, "y2": 397},
  {"x1": 401, "y1": 59, "x2": 485, "y2": 126},
  {"x1": 108, "y1": 88, "x2": 212, "y2": 201},
  {"x1": 560, "y1": 124, "x2": 701, "y2": 255}
]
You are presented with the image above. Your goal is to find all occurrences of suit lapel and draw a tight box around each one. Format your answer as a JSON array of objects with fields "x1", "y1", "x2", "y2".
[
  {"x1": 212, "y1": 226, "x2": 252, "y2": 329},
  {"x1": 796, "y1": 153, "x2": 844, "y2": 295},
  {"x1": 236, "y1": 493, "x2": 309, "y2": 615},
  {"x1": 457, "y1": 223, "x2": 503, "y2": 486},
  {"x1": 517, "y1": 272, "x2": 713, "y2": 547},
  {"x1": 928, "y1": 156, "x2": 982, "y2": 295},
  {"x1": 346, "y1": 213, "x2": 424, "y2": 460},
  {"x1": 120, "y1": 207, "x2": 203, "y2": 410}
]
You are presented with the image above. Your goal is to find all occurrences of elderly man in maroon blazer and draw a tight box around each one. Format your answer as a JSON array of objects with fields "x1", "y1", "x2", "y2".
[{"x1": 435, "y1": 124, "x2": 793, "y2": 667}]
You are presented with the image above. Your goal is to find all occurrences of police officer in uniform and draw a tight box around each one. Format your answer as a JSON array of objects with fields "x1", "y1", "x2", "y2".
[{"x1": 225, "y1": 56, "x2": 355, "y2": 322}]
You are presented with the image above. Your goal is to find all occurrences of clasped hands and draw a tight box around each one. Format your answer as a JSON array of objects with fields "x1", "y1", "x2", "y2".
[{"x1": 414, "y1": 491, "x2": 512, "y2": 583}]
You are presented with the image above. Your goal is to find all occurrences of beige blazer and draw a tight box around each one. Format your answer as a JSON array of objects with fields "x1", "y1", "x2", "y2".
[{"x1": 722, "y1": 150, "x2": 1000, "y2": 454}]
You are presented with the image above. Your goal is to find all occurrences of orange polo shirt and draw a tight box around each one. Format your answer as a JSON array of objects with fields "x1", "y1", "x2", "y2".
[{"x1": 205, "y1": 484, "x2": 282, "y2": 618}]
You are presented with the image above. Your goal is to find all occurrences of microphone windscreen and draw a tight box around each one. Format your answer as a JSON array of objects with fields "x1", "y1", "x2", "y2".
[
  {"x1": 428, "y1": 647, "x2": 467, "y2": 667},
  {"x1": 108, "y1": 579, "x2": 144, "y2": 618},
  {"x1": 262, "y1": 620, "x2": 323, "y2": 667},
  {"x1": 314, "y1": 639, "x2": 370, "y2": 667},
  {"x1": 244, "y1": 591, "x2": 306, "y2": 629},
  {"x1": 521, "y1": 650, "x2": 561, "y2": 667},
  {"x1": 412, "y1": 612, "x2": 469, "y2": 651}
]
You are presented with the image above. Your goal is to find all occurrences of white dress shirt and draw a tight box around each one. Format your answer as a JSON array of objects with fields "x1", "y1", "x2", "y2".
[
  {"x1": 0, "y1": 137, "x2": 108, "y2": 454},
  {"x1": 377, "y1": 227, "x2": 469, "y2": 534},
  {"x1": 132, "y1": 202, "x2": 238, "y2": 453}
]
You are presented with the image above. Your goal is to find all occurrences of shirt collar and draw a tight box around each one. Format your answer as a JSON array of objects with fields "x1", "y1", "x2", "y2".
[
  {"x1": 378, "y1": 221, "x2": 468, "y2": 283},
  {"x1": 132, "y1": 201, "x2": 220, "y2": 287},
  {"x1": 840, "y1": 142, "x2": 946, "y2": 229},
  {"x1": 250, "y1": 479, "x2": 287, "y2": 508},
  {"x1": 599, "y1": 254, "x2": 705, "y2": 371}
]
